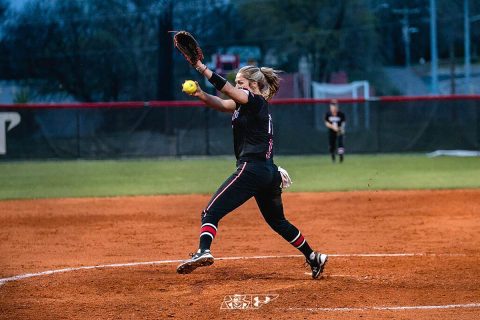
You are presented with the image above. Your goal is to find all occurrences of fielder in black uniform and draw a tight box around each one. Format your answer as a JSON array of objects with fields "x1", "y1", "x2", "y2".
[
  {"x1": 324, "y1": 100, "x2": 346, "y2": 163},
  {"x1": 176, "y1": 61, "x2": 328, "y2": 279}
]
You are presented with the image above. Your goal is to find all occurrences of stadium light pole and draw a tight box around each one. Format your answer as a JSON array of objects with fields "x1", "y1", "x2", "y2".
[
  {"x1": 464, "y1": 0, "x2": 471, "y2": 94},
  {"x1": 430, "y1": 0, "x2": 439, "y2": 94}
]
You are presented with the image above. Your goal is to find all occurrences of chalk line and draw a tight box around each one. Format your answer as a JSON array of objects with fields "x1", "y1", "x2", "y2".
[
  {"x1": 0, "y1": 252, "x2": 467, "y2": 285},
  {"x1": 303, "y1": 272, "x2": 366, "y2": 278},
  {"x1": 286, "y1": 303, "x2": 480, "y2": 312}
]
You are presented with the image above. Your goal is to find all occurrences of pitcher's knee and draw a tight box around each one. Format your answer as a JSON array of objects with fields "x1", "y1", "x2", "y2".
[
  {"x1": 201, "y1": 209, "x2": 223, "y2": 226},
  {"x1": 269, "y1": 219, "x2": 292, "y2": 234}
]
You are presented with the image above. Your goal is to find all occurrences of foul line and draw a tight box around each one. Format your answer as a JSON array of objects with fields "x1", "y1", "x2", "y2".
[
  {"x1": 0, "y1": 252, "x2": 467, "y2": 286},
  {"x1": 286, "y1": 303, "x2": 480, "y2": 312}
]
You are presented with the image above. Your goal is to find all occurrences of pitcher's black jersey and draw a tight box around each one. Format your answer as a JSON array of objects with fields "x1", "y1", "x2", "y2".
[{"x1": 232, "y1": 90, "x2": 273, "y2": 161}]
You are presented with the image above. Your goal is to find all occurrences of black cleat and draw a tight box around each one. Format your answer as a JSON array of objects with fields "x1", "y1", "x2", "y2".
[
  {"x1": 306, "y1": 252, "x2": 328, "y2": 279},
  {"x1": 176, "y1": 249, "x2": 214, "y2": 274}
]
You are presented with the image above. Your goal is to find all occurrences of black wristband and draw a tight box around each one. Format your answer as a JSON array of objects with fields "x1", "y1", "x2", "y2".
[{"x1": 208, "y1": 72, "x2": 227, "y2": 91}]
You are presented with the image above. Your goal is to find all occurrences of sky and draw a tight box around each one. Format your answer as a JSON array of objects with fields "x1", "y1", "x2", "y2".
[{"x1": 8, "y1": 0, "x2": 28, "y2": 9}]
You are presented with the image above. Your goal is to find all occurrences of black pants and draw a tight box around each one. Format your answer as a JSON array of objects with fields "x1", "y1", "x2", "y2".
[
  {"x1": 328, "y1": 131, "x2": 345, "y2": 157},
  {"x1": 199, "y1": 159, "x2": 308, "y2": 253}
]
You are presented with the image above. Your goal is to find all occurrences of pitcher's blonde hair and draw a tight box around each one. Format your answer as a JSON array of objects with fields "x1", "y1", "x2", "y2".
[{"x1": 238, "y1": 66, "x2": 282, "y2": 100}]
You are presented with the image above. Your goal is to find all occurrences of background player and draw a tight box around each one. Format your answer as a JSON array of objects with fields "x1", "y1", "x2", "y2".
[
  {"x1": 324, "y1": 100, "x2": 346, "y2": 163},
  {"x1": 176, "y1": 60, "x2": 328, "y2": 279}
]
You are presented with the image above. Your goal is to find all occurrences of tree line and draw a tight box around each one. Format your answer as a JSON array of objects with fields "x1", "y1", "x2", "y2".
[{"x1": 0, "y1": 0, "x2": 478, "y2": 102}]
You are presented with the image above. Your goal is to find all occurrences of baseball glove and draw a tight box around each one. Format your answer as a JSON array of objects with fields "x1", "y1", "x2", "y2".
[{"x1": 173, "y1": 31, "x2": 204, "y2": 65}]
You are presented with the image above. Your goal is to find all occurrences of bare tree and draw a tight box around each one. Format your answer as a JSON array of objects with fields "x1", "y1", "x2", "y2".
[{"x1": 2, "y1": 0, "x2": 174, "y2": 101}]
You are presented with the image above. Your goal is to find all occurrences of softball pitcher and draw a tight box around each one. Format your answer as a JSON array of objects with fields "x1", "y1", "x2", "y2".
[{"x1": 174, "y1": 58, "x2": 328, "y2": 279}]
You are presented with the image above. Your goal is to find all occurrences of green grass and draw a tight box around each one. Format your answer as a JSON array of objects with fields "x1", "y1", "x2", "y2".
[
  {"x1": 0, "y1": 154, "x2": 479, "y2": 200},
  {"x1": 279, "y1": 155, "x2": 480, "y2": 191}
]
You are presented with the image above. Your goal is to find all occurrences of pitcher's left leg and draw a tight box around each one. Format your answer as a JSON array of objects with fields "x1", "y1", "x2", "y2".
[{"x1": 254, "y1": 190, "x2": 328, "y2": 279}]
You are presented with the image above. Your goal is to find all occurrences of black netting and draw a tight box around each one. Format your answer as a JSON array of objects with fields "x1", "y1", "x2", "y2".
[{"x1": 1, "y1": 99, "x2": 479, "y2": 159}]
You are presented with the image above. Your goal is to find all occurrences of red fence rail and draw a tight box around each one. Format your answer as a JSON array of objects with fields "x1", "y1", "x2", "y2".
[{"x1": 1, "y1": 95, "x2": 479, "y2": 109}]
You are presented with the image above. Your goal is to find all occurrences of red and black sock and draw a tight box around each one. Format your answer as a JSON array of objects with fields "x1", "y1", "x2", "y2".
[
  {"x1": 289, "y1": 231, "x2": 314, "y2": 259},
  {"x1": 199, "y1": 223, "x2": 217, "y2": 250}
]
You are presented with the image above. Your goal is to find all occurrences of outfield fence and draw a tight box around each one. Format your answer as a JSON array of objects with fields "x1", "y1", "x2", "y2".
[{"x1": 0, "y1": 96, "x2": 479, "y2": 159}]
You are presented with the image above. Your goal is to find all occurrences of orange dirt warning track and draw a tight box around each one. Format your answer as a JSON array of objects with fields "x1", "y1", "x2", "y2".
[{"x1": 0, "y1": 189, "x2": 479, "y2": 320}]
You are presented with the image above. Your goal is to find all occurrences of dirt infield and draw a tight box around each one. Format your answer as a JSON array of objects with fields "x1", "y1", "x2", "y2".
[{"x1": 1, "y1": 189, "x2": 479, "y2": 319}]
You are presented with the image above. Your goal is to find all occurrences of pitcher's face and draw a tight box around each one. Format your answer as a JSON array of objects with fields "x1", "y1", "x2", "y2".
[{"x1": 235, "y1": 74, "x2": 259, "y2": 94}]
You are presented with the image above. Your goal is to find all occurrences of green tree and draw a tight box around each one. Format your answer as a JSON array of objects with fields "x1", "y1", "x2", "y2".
[
  {"x1": 238, "y1": 0, "x2": 381, "y2": 82},
  {"x1": 0, "y1": 0, "x2": 6, "y2": 17}
]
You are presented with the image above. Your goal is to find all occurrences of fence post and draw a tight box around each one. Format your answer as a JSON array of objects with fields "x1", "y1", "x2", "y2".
[
  {"x1": 76, "y1": 109, "x2": 81, "y2": 158},
  {"x1": 376, "y1": 101, "x2": 381, "y2": 153},
  {"x1": 473, "y1": 101, "x2": 480, "y2": 151},
  {"x1": 205, "y1": 107, "x2": 210, "y2": 155}
]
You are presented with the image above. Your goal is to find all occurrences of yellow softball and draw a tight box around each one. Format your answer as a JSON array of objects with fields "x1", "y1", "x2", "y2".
[{"x1": 182, "y1": 80, "x2": 197, "y2": 94}]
